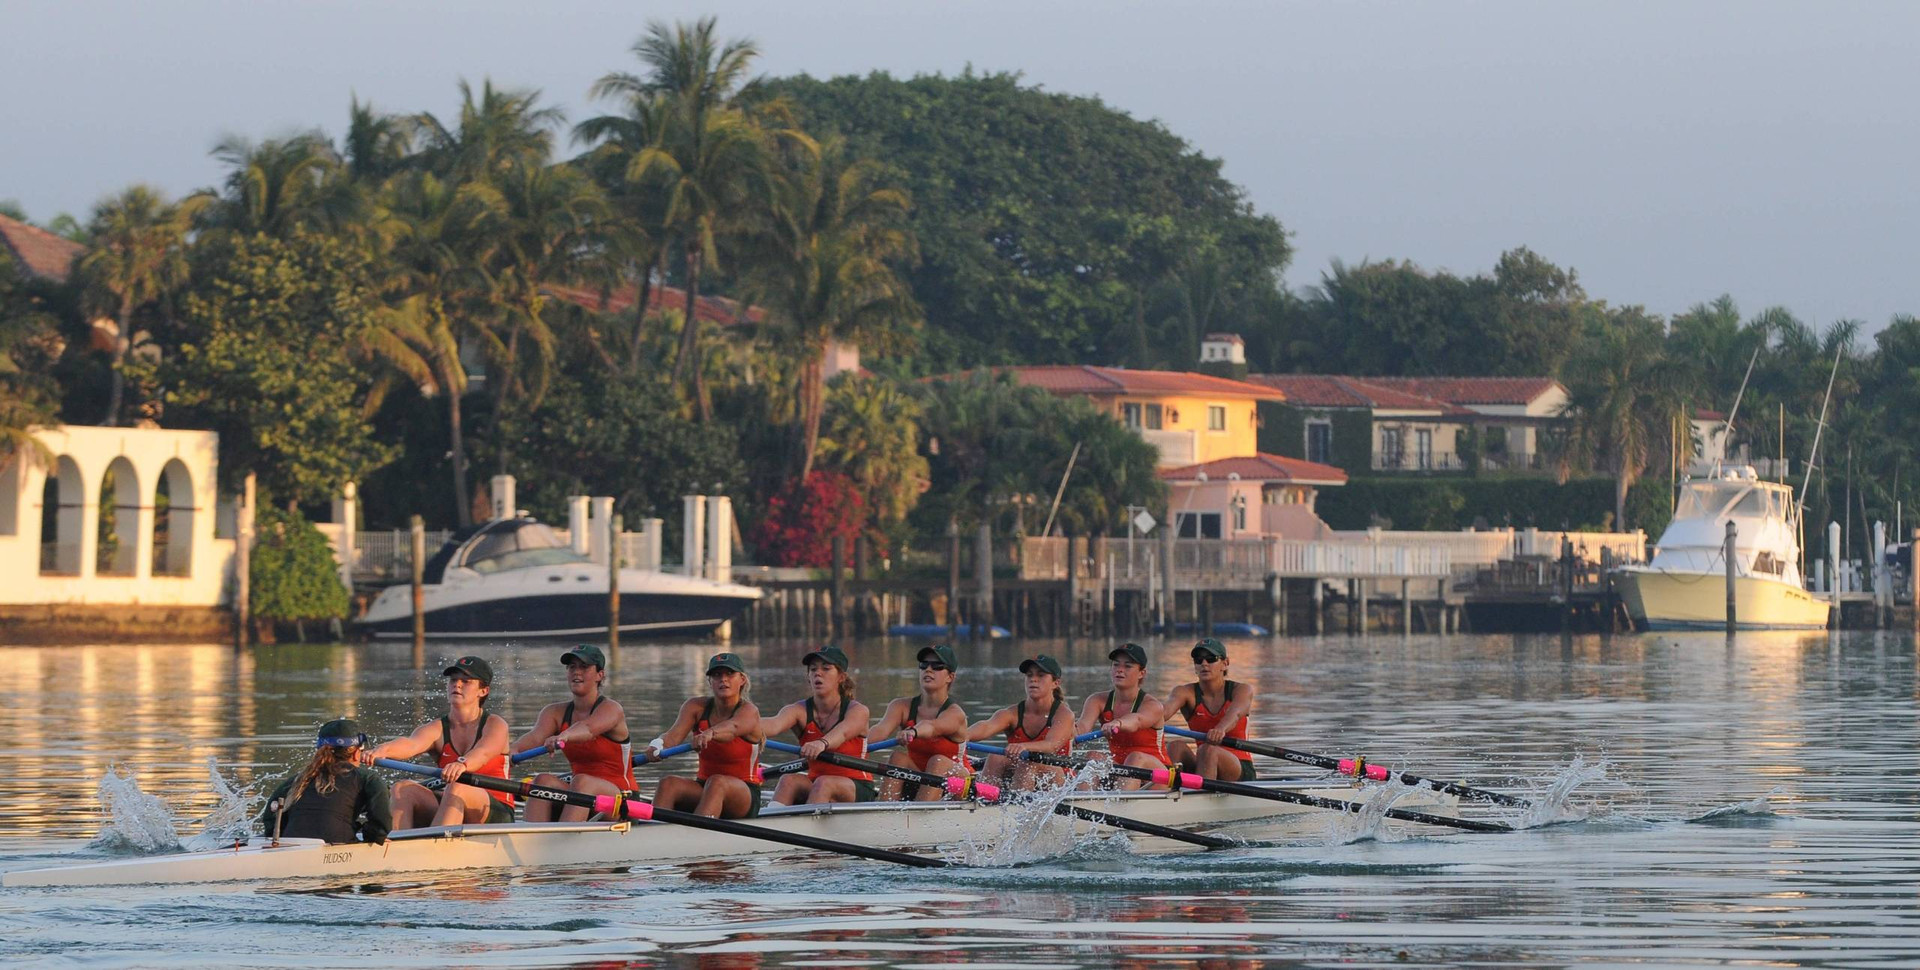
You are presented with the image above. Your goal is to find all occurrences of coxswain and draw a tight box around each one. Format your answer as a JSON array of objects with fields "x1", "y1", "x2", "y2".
[
  {"x1": 1163, "y1": 638, "x2": 1258, "y2": 781},
  {"x1": 361, "y1": 656, "x2": 514, "y2": 829},
  {"x1": 1074, "y1": 642, "x2": 1171, "y2": 790},
  {"x1": 649, "y1": 652, "x2": 764, "y2": 819},
  {"x1": 763, "y1": 646, "x2": 875, "y2": 805},
  {"x1": 865, "y1": 644, "x2": 970, "y2": 801},
  {"x1": 968, "y1": 654, "x2": 1075, "y2": 790},
  {"x1": 511, "y1": 645, "x2": 634, "y2": 822},
  {"x1": 260, "y1": 718, "x2": 391, "y2": 844}
]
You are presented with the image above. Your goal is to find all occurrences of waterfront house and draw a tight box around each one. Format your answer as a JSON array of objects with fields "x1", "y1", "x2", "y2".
[
  {"x1": 997, "y1": 365, "x2": 1285, "y2": 468},
  {"x1": 1250, "y1": 374, "x2": 1569, "y2": 474},
  {"x1": 0, "y1": 213, "x2": 82, "y2": 283},
  {"x1": 1158, "y1": 453, "x2": 1348, "y2": 539}
]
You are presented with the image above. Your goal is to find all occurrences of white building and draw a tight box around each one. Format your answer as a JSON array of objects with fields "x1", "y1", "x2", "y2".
[{"x1": 0, "y1": 426, "x2": 233, "y2": 607}]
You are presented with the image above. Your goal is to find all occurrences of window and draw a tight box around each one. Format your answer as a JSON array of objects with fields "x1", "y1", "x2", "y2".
[
  {"x1": 1145, "y1": 403, "x2": 1164, "y2": 430},
  {"x1": 1416, "y1": 429, "x2": 1433, "y2": 469},
  {"x1": 1122, "y1": 403, "x2": 1142, "y2": 428},
  {"x1": 1231, "y1": 498, "x2": 1247, "y2": 531},
  {"x1": 1175, "y1": 512, "x2": 1222, "y2": 539},
  {"x1": 1306, "y1": 422, "x2": 1332, "y2": 464},
  {"x1": 1207, "y1": 405, "x2": 1226, "y2": 431},
  {"x1": 1381, "y1": 428, "x2": 1404, "y2": 467}
]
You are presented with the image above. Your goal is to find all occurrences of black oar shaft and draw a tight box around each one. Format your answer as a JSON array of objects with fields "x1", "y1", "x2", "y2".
[
  {"x1": 1017, "y1": 752, "x2": 1511, "y2": 834},
  {"x1": 1166, "y1": 727, "x2": 1530, "y2": 808},
  {"x1": 1051, "y1": 803, "x2": 1236, "y2": 849}
]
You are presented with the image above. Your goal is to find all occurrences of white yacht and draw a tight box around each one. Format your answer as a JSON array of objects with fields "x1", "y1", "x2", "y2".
[
  {"x1": 356, "y1": 517, "x2": 761, "y2": 640},
  {"x1": 1616, "y1": 465, "x2": 1830, "y2": 630}
]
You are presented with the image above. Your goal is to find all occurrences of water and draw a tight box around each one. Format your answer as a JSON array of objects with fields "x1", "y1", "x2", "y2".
[{"x1": 1, "y1": 632, "x2": 1916, "y2": 967}]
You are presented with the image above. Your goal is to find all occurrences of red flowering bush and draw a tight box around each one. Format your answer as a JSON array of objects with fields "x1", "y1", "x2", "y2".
[{"x1": 751, "y1": 471, "x2": 878, "y2": 567}]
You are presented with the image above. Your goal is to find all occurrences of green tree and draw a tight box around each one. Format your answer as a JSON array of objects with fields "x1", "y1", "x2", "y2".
[
  {"x1": 201, "y1": 132, "x2": 361, "y2": 239},
  {"x1": 250, "y1": 506, "x2": 350, "y2": 639},
  {"x1": 155, "y1": 231, "x2": 398, "y2": 505},
  {"x1": 815, "y1": 374, "x2": 929, "y2": 537},
  {"x1": 76, "y1": 185, "x2": 206, "y2": 426},
  {"x1": 1559, "y1": 304, "x2": 1679, "y2": 528},
  {"x1": 0, "y1": 249, "x2": 61, "y2": 468}
]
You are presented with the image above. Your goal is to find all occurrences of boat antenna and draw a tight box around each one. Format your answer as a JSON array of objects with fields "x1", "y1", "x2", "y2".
[
  {"x1": 1798, "y1": 341, "x2": 1844, "y2": 575},
  {"x1": 1718, "y1": 345, "x2": 1761, "y2": 471}
]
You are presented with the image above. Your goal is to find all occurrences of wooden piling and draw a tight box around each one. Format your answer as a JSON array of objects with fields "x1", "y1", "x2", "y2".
[
  {"x1": 408, "y1": 513, "x2": 425, "y2": 660},
  {"x1": 975, "y1": 523, "x2": 994, "y2": 638},
  {"x1": 831, "y1": 535, "x2": 848, "y2": 641},
  {"x1": 234, "y1": 472, "x2": 256, "y2": 650},
  {"x1": 608, "y1": 514, "x2": 622, "y2": 653},
  {"x1": 1724, "y1": 520, "x2": 1738, "y2": 634}
]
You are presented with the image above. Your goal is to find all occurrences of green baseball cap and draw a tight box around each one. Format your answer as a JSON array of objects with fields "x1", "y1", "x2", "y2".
[
  {"x1": 1190, "y1": 638, "x2": 1227, "y2": 662},
  {"x1": 315, "y1": 718, "x2": 366, "y2": 748},
  {"x1": 802, "y1": 645, "x2": 849, "y2": 670},
  {"x1": 443, "y1": 655, "x2": 493, "y2": 685},
  {"x1": 561, "y1": 645, "x2": 606, "y2": 669},
  {"x1": 1109, "y1": 642, "x2": 1149, "y2": 667},
  {"x1": 1018, "y1": 653, "x2": 1064, "y2": 678},
  {"x1": 916, "y1": 644, "x2": 959, "y2": 671},
  {"x1": 706, "y1": 652, "x2": 747, "y2": 675}
]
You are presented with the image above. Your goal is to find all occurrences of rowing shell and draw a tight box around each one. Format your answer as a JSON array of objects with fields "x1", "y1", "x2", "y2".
[{"x1": 3, "y1": 780, "x2": 1461, "y2": 888}]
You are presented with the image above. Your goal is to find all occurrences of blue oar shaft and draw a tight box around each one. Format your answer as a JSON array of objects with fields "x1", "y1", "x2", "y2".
[
  {"x1": 966, "y1": 730, "x2": 1102, "y2": 756},
  {"x1": 633, "y1": 742, "x2": 694, "y2": 766}
]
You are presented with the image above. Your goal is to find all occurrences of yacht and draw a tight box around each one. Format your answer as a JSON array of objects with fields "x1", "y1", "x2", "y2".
[
  {"x1": 1615, "y1": 465, "x2": 1830, "y2": 630},
  {"x1": 356, "y1": 517, "x2": 761, "y2": 640}
]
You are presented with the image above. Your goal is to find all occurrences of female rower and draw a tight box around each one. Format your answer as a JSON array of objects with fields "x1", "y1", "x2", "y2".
[
  {"x1": 361, "y1": 656, "x2": 514, "y2": 829},
  {"x1": 260, "y1": 718, "x2": 391, "y2": 844},
  {"x1": 866, "y1": 644, "x2": 970, "y2": 801},
  {"x1": 649, "y1": 652, "x2": 764, "y2": 819},
  {"x1": 968, "y1": 654, "x2": 1076, "y2": 791},
  {"x1": 763, "y1": 646, "x2": 875, "y2": 805},
  {"x1": 1074, "y1": 642, "x2": 1171, "y2": 790},
  {"x1": 511, "y1": 645, "x2": 634, "y2": 822},
  {"x1": 1163, "y1": 638, "x2": 1258, "y2": 781}
]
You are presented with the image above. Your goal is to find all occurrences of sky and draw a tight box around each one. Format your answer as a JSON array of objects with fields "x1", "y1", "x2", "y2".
[{"x1": 5, "y1": 0, "x2": 1916, "y2": 332}]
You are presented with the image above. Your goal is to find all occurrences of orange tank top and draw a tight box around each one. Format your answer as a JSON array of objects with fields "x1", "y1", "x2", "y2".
[
  {"x1": 797, "y1": 698, "x2": 871, "y2": 782},
  {"x1": 1182, "y1": 680, "x2": 1252, "y2": 762},
  {"x1": 695, "y1": 699, "x2": 763, "y2": 784},
  {"x1": 1100, "y1": 690, "x2": 1170, "y2": 766},
  {"x1": 559, "y1": 697, "x2": 635, "y2": 792},
  {"x1": 437, "y1": 715, "x2": 514, "y2": 807},
  {"x1": 1009, "y1": 698, "x2": 1071, "y2": 756},
  {"x1": 903, "y1": 695, "x2": 964, "y2": 771}
]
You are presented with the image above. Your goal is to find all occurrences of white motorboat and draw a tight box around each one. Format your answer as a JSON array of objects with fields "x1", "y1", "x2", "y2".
[
  {"x1": 1616, "y1": 465, "x2": 1830, "y2": 630},
  {"x1": 2, "y1": 780, "x2": 1464, "y2": 888},
  {"x1": 355, "y1": 517, "x2": 761, "y2": 640}
]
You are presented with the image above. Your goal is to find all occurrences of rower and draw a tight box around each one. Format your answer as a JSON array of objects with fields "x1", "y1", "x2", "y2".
[
  {"x1": 649, "y1": 652, "x2": 764, "y2": 819},
  {"x1": 1074, "y1": 642, "x2": 1171, "y2": 790},
  {"x1": 360, "y1": 656, "x2": 515, "y2": 829},
  {"x1": 511, "y1": 645, "x2": 634, "y2": 822},
  {"x1": 763, "y1": 645, "x2": 875, "y2": 806},
  {"x1": 260, "y1": 718, "x2": 391, "y2": 845},
  {"x1": 1164, "y1": 638, "x2": 1258, "y2": 781},
  {"x1": 969, "y1": 654, "x2": 1075, "y2": 791},
  {"x1": 866, "y1": 644, "x2": 970, "y2": 801}
]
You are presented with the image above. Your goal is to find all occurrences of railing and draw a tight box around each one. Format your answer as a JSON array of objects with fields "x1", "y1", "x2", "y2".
[
  {"x1": 1275, "y1": 540, "x2": 1451, "y2": 577},
  {"x1": 1370, "y1": 451, "x2": 1549, "y2": 472},
  {"x1": 1139, "y1": 428, "x2": 1197, "y2": 467}
]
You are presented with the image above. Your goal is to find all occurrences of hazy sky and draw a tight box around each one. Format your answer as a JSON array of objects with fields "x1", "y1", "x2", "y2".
[{"x1": 6, "y1": 1, "x2": 1916, "y2": 331}]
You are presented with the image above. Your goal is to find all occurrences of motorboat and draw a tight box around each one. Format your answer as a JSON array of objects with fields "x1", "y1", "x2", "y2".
[
  {"x1": 1615, "y1": 464, "x2": 1830, "y2": 630},
  {"x1": 355, "y1": 516, "x2": 761, "y2": 639}
]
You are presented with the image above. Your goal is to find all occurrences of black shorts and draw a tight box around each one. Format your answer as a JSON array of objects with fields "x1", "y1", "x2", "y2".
[
  {"x1": 740, "y1": 782, "x2": 761, "y2": 818},
  {"x1": 486, "y1": 798, "x2": 515, "y2": 824},
  {"x1": 1235, "y1": 758, "x2": 1257, "y2": 782},
  {"x1": 852, "y1": 779, "x2": 879, "y2": 802}
]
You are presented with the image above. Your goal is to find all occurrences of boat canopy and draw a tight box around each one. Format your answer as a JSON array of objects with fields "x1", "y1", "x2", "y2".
[{"x1": 456, "y1": 520, "x2": 587, "y2": 574}]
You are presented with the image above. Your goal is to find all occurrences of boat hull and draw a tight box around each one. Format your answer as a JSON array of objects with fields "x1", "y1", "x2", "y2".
[
  {"x1": 1617, "y1": 569, "x2": 1832, "y2": 630},
  {"x1": 3, "y1": 781, "x2": 1461, "y2": 888},
  {"x1": 357, "y1": 590, "x2": 753, "y2": 640}
]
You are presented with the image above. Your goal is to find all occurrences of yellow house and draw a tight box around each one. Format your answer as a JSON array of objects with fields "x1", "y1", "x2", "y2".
[{"x1": 1002, "y1": 365, "x2": 1282, "y2": 466}]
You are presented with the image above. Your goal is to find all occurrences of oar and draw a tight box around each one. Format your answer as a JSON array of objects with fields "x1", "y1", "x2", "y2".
[
  {"x1": 376, "y1": 758, "x2": 949, "y2": 869},
  {"x1": 966, "y1": 730, "x2": 1104, "y2": 757},
  {"x1": 1164, "y1": 726, "x2": 1531, "y2": 808},
  {"x1": 1015, "y1": 751, "x2": 1512, "y2": 834},
  {"x1": 960, "y1": 740, "x2": 1238, "y2": 849},
  {"x1": 764, "y1": 740, "x2": 999, "y2": 800}
]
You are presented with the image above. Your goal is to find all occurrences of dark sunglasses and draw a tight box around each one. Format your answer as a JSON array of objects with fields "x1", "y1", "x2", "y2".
[
  {"x1": 1192, "y1": 654, "x2": 1223, "y2": 664},
  {"x1": 918, "y1": 660, "x2": 949, "y2": 671}
]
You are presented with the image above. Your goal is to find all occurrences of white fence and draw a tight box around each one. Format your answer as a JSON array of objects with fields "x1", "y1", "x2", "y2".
[
  {"x1": 1274, "y1": 539, "x2": 1451, "y2": 578},
  {"x1": 1330, "y1": 527, "x2": 1645, "y2": 571}
]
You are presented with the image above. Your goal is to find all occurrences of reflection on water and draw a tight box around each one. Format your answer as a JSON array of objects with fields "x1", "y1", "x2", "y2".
[{"x1": 1, "y1": 631, "x2": 1917, "y2": 967}]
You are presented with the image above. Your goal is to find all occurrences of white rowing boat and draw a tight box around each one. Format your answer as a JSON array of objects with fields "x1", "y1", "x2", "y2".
[{"x1": 4, "y1": 779, "x2": 1463, "y2": 888}]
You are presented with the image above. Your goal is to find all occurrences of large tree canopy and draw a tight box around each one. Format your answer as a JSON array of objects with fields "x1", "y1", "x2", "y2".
[{"x1": 769, "y1": 70, "x2": 1290, "y2": 372}]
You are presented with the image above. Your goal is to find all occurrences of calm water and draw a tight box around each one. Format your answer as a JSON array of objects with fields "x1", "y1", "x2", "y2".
[{"x1": 1, "y1": 632, "x2": 1916, "y2": 968}]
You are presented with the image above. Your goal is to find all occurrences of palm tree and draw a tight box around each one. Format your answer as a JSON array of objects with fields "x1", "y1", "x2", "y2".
[
  {"x1": 816, "y1": 375, "x2": 929, "y2": 529},
  {"x1": 613, "y1": 18, "x2": 777, "y2": 419},
  {"x1": 574, "y1": 78, "x2": 672, "y2": 375},
  {"x1": 415, "y1": 79, "x2": 561, "y2": 185},
  {"x1": 747, "y1": 137, "x2": 918, "y2": 480},
  {"x1": 78, "y1": 186, "x2": 206, "y2": 426},
  {"x1": 1560, "y1": 305, "x2": 1679, "y2": 528},
  {"x1": 202, "y1": 133, "x2": 359, "y2": 239},
  {"x1": 343, "y1": 96, "x2": 416, "y2": 184}
]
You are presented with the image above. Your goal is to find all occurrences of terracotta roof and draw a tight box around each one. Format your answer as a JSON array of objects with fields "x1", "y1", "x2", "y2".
[
  {"x1": 0, "y1": 213, "x2": 83, "y2": 283},
  {"x1": 543, "y1": 281, "x2": 766, "y2": 326},
  {"x1": 1361, "y1": 376, "x2": 1563, "y2": 406},
  {"x1": 1158, "y1": 452, "x2": 1349, "y2": 486},
  {"x1": 990, "y1": 365, "x2": 1284, "y2": 400},
  {"x1": 1202, "y1": 332, "x2": 1244, "y2": 345},
  {"x1": 1244, "y1": 375, "x2": 1464, "y2": 413},
  {"x1": 1694, "y1": 408, "x2": 1727, "y2": 422}
]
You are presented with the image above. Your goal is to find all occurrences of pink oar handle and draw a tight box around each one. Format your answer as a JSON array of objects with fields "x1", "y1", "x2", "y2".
[
  {"x1": 594, "y1": 795, "x2": 655, "y2": 821},
  {"x1": 947, "y1": 775, "x2": 1000, "y2": 801},
  {"x1": 1150, "y1": 768, "x2": 1207, "y2": 789},
  {"x1": 1339, "y1": 759, "x2": 1390, "y2": 781}
]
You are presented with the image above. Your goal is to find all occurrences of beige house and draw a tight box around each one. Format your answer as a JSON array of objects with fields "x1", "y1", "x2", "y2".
[{"x1": 1249, "y1": 374, "x2": 1569, "y2": 474}]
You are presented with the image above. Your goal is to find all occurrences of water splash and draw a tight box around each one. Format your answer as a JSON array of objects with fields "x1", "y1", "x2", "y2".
[
  {"x1": 1508, "y1": 753, "x2": 1608, "y2": 828},
  {"x1": 948, "y1": 760, "x2": 1126, "y2": 866},
  {"x1": 1687, "y1": 786, "x2": 1784, "y2": 825},
  {"x1": 1319, "y1": 778, "x2": 1418, "y2": 845},
  {"x1": 183, "y1": 758, "x2": 260, "y2": 851},
  {"x1": 90, "y1": 766, "x2": 181, "y2": 853}
]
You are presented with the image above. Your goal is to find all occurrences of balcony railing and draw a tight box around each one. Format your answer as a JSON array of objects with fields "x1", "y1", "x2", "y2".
[{"x1": 1370, "y1": 450, "x2": 1549, "y2": 473}]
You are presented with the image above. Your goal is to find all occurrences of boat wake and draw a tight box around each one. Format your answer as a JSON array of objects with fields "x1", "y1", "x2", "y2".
[
  {"x1": 89, "y1": 759, "x2": 259, "y2": 855},
  {"x1": 1685, "y1": 787, "x2": 1785, "y2": 826}
]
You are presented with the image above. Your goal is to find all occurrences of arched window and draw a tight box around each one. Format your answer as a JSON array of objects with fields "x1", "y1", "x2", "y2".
[
  {"x1": 40, "y1": 456, "x2": 83, "y2": 576},
  {"x1": 97, "y1": 457, "x2": 140, "y2": 577},
  {"x1": 153, "y1": 459, "x2": 194, "y2": 577}
]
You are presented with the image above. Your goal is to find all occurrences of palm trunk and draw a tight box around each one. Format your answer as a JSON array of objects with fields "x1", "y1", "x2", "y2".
[
  {"x1": 448, "y1": 381, "x2": 472, "y2": 528},
  {"x1": 1614, "y1": 463, "x2": 1632, "y2": 530},
  {"x1": 673, "y1": 244, "x2": 712, "y2": 422},
  {"x1": 797, "y1": 351, "x2": 825, "y2": 482},
  {"x1": 627, "y1": 250, "x2": 665, "y2": 375},
  {"x1": 101, "y1": 294, "x2": 133, "y2": 426}
]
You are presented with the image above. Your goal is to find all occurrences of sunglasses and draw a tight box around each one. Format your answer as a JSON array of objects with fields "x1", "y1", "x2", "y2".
[
  {"x1": 1192, "y1": 654, "x2": 1223, "y2": 664},
  {"x1": 918, "y1": 661, "x2": 949, "y2": 671},
  {"x1": 315, "y1": 734, "x2": 367, "y2": 749}
]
